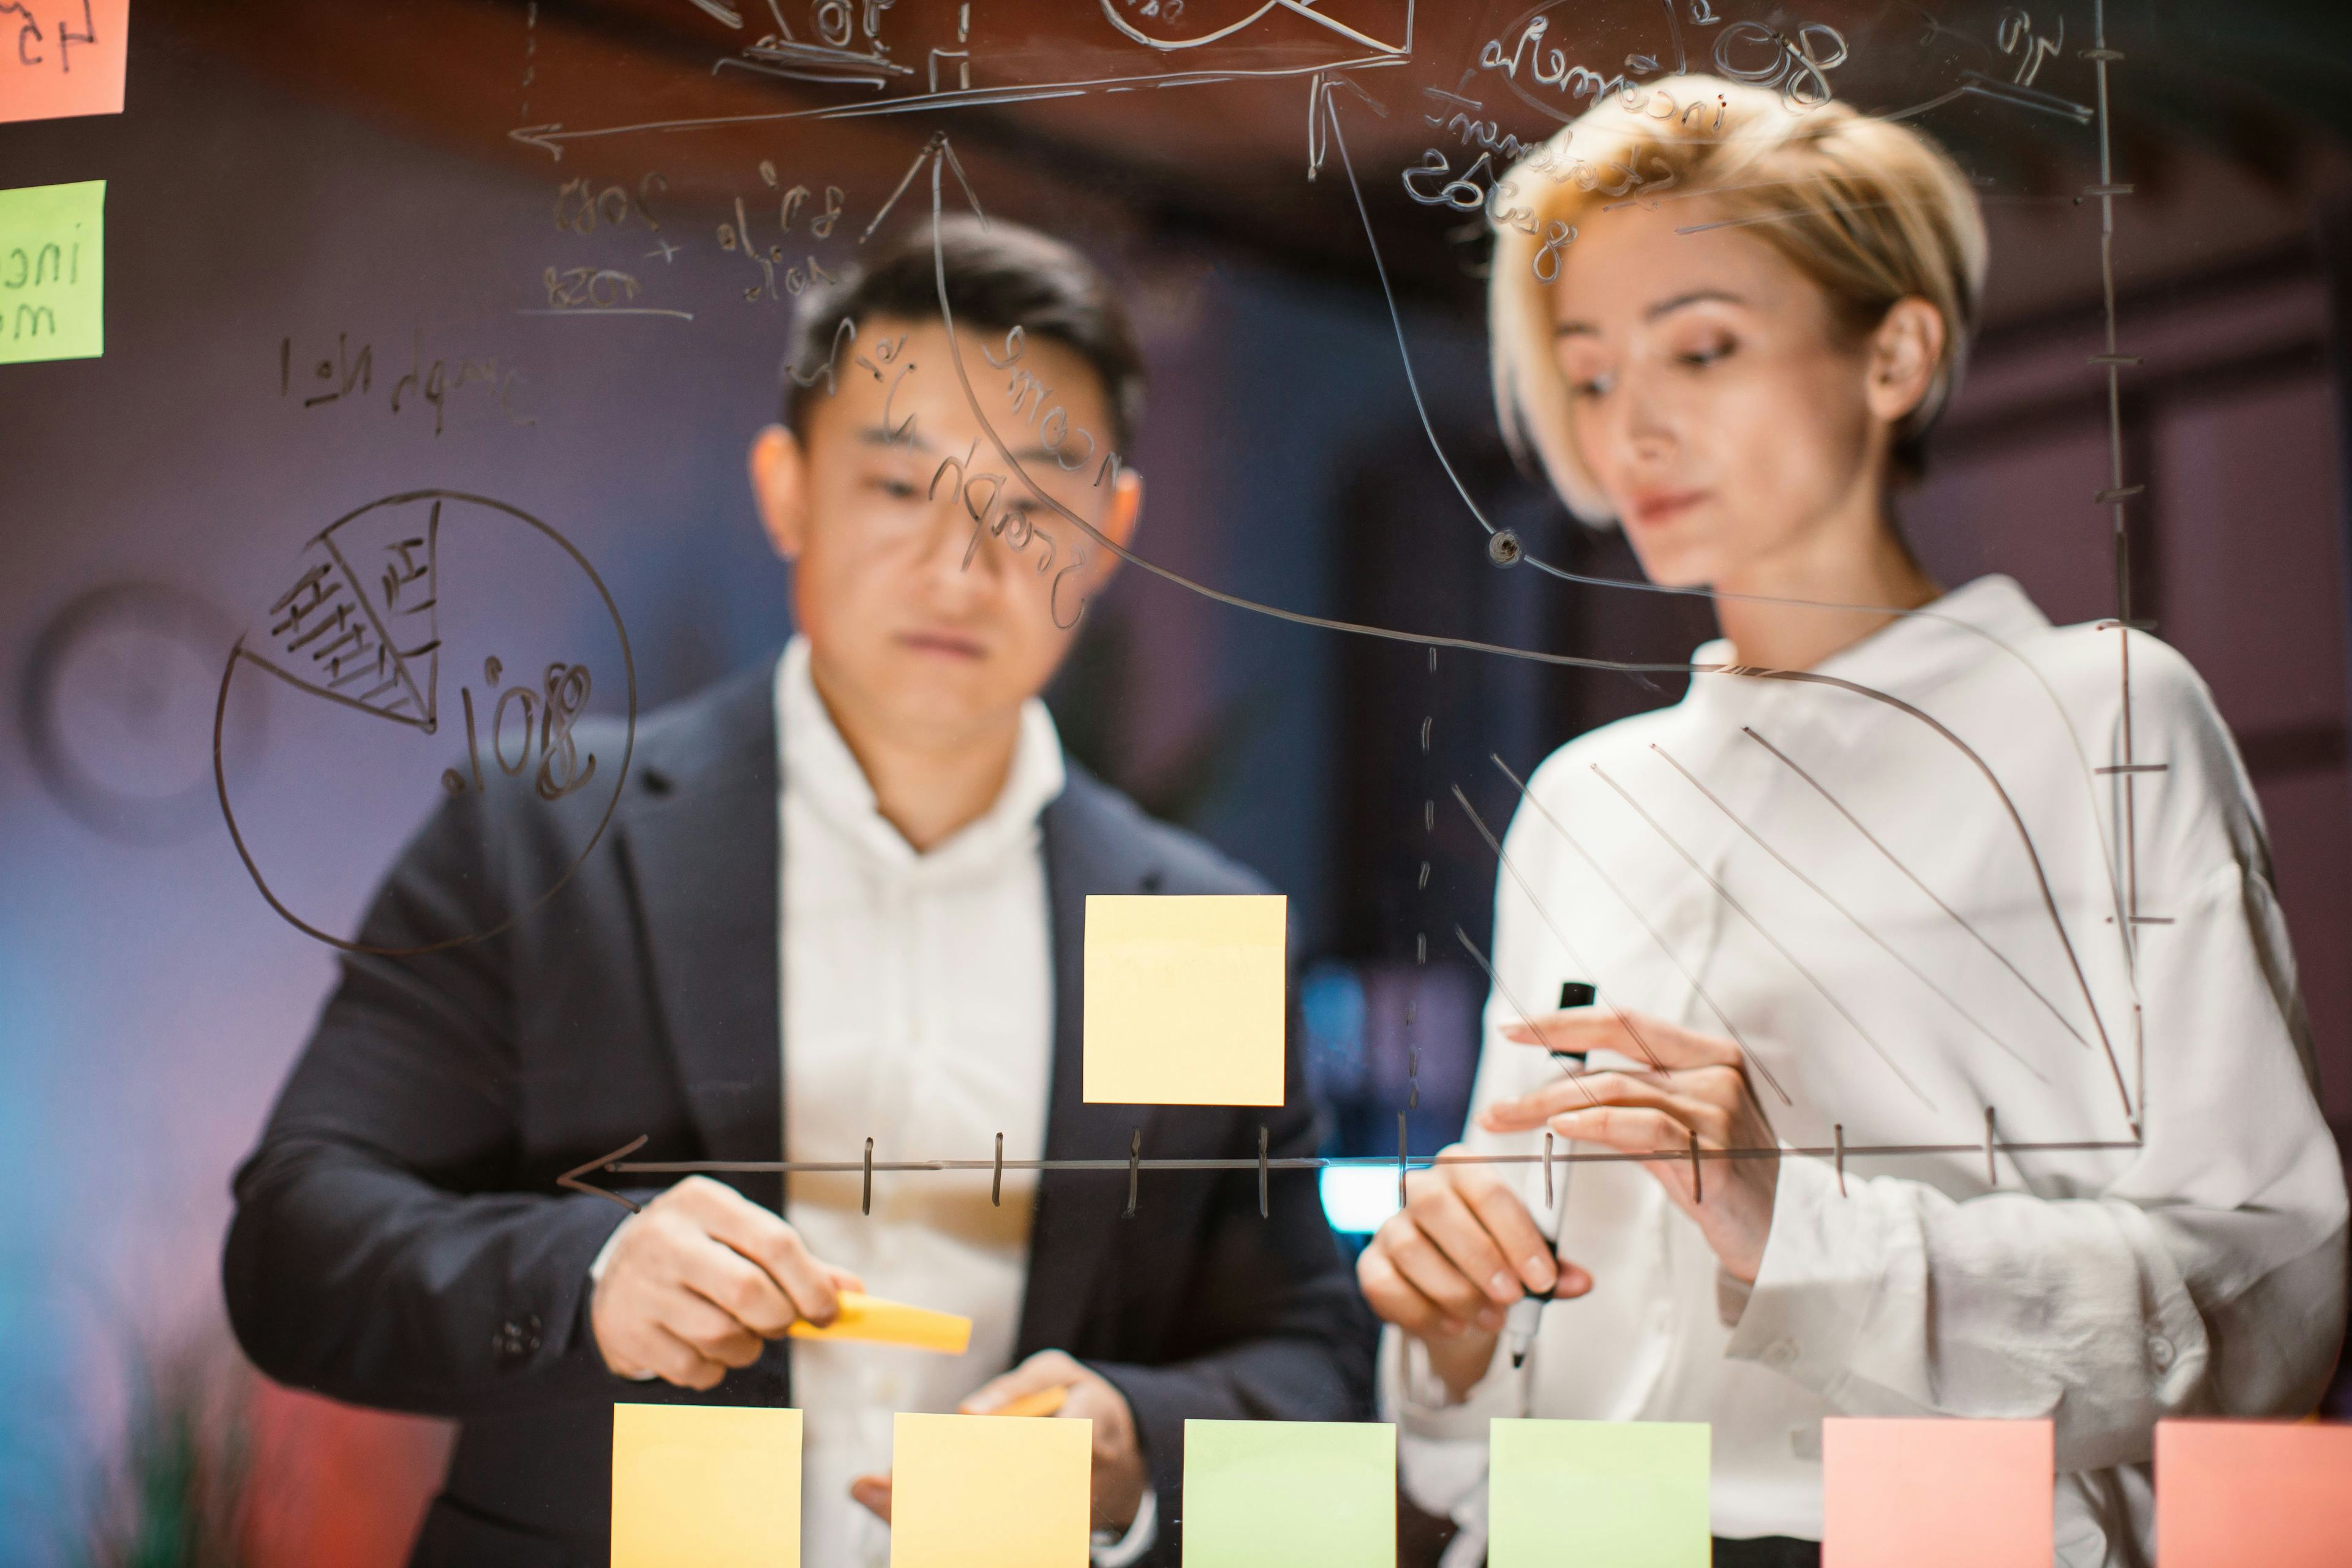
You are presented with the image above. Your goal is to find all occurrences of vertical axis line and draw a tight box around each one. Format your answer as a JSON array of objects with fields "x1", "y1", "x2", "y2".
[{"x1": 2089, "y1": 0, "x2": 2147, "y2": 1133}]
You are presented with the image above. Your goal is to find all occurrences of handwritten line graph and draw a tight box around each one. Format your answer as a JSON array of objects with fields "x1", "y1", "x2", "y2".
[
  {"x1": 532, "y1": 18, "x2": 2160, "y2": 1218},
  {"x1": 895, "y1": 121, "x2": 2141, "y2": 1140}
]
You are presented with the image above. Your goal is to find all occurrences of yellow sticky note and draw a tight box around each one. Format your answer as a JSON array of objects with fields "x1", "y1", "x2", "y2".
[
  {"x1": 785, "y1": 1291, "x2": 972, "y2": 1355},
  {"x1": 0, "y1": 0, "x2": 130, "y2": 124},
  {"x1": 1084, "y1": 894, "x2": 1286, "y2": 1106},
  {"x1": 890, "y1": 1411, "x2": 1091, "y2": 1568},
  {"x1": 1, "y1": 181, "x2": 105, "y2": 364},
  {"x1": 611, "y1": 1403, "x2": 801, "y2": 1568}
]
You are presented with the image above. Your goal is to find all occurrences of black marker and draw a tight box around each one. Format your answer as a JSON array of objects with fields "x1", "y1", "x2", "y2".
[{"x1": 1548, "y1": 981, "x2": 1597, "y2": 1068}]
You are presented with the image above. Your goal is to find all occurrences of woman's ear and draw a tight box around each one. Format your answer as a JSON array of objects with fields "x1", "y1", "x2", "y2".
[
  {"x1": 748, "y1": 424, "x2": 810, "y2": 562},
  {"x1": 1863, "y1": 297, "x2": 1947, "y2": 428}
]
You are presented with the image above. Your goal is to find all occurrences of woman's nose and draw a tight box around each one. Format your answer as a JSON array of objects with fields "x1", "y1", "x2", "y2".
[{"x1": 1616, "y1": 375, "x2": 1677, "y2": 466}]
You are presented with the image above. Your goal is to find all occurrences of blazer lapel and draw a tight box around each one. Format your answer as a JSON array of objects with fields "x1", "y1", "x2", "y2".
[
  {"x1": 1016, "y1": 769, "x2": 1169, "y2": 1359},
  {"x1": 617, "y1": 667, "x2": 786, "y2": 1213}
]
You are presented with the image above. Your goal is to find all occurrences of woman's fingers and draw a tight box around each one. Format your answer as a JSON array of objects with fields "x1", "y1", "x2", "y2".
[
  {"x1": 1357, "y1": 1243, "x2": 1458, "y2": 1339},
  {"x1": 1449, "y1": 1165, "x2": 1559, "y2": 1293},
  {"x1": 1415, "y1": 1175, "x2": 1553, "y2": 1306},
  {"x1": 1499, "y1": 1009, "x2": 1740, "y2": 1071},
  {"x1": 1382, "y1": 1208, "x2": 1509, "y2": 1330},
  {"x1": 1548, "y1": 1102, "x2": 1704, "y2": 1164},
  {"x1": 1483, "y1": 1069, "x2": 1725, "y2": 1140}
]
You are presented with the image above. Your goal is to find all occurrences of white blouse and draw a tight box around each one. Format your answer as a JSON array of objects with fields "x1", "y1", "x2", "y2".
[{"x1": 1382, "y1": 576, "x2": 2347, "y2": 1567}]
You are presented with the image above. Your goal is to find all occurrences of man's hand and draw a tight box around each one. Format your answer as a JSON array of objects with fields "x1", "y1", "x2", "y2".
[
  {"x1": 848, "y1": 1350, "x2": 1149, "y2": 1534},
  {"x1": 590, "y1": 1175, "x2": 863, "y2": 1390},
  {"x1": 1356, "y1": 1143, "x2": 1589, "y2": 1403},
  {"x1": 1482, "y1": 1008, "x2": 1779, "y2": 1283}
]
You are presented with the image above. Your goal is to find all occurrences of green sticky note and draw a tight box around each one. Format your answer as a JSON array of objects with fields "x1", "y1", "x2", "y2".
[
  {"x1": 1488, "y1": 1420, "x2": 1710, "y2": 1567},
  {"x1": 1183, "y1": 1419, "x2": 1393, "y2": 1567},
  {"x1": 1, "y1": 181, "x2": 104, "y2": 364}
]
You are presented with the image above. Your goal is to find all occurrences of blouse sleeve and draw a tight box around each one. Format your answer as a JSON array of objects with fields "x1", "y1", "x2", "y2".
[{"x1": 1723, "y1": 643, "x2": 2349, "y2": 1468}]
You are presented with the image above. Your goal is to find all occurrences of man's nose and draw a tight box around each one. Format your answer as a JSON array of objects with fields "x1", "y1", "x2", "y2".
[{"x1": 919, "y1": 484, "x2": 998, "y2": 595}]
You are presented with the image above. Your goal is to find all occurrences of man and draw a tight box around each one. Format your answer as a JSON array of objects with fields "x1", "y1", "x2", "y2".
[{"x1": 224, "y1": 217, "x2": 1374, "y2": 1567}]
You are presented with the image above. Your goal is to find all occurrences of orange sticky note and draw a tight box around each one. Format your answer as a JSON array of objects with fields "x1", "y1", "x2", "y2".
[
  {"x1": 890, "y1": 1411, "x2": 1091, "y2": 1568},
  {"x1": 611, "y1": 1403, "x2": 801, "y2": 1568},
  {"x1": 784, "y1": 1291, "x2": 972, "y2": 1355},
  {"x1": 1823, "y1": 1418, "x2": 2051, "y2": 1567},
  {"x1": 0, "y1": 0, "x2": 130, "y2": 124},
  {"x1": 988, "y1": 1384, "x2": 1069, "y2": 1419},
  {"x1": 2157, "y1": 1419, "x2": 2352, "y2": 1566},
  {"x1": 1084, "y1": 894, "x2": 1286, "y2": 1106}
]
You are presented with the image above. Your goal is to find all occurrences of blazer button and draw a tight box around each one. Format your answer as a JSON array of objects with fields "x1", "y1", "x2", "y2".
[{"x1": 492, "y1": 1313, "x2": 545, "y2": 1368}]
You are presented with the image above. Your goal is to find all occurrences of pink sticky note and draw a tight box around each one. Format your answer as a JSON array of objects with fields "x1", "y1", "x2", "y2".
[
  {"x1": 1823, "y1": 1418, "x2": 2051, "y2": 1567},
  {"x1": 2157, "y1": 1420, "x2": 2352, "y2": 1567},
  {"x1": 1, "y1": 0, "x2": 132, "y2": 124}
]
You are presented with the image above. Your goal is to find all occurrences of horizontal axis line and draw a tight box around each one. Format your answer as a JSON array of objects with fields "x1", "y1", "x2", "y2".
[{"x1": 610, "y1": 1139, "x2": 2143, "y2": 1177}]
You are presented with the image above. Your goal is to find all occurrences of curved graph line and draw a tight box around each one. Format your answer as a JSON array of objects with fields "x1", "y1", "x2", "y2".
[
  {"x1": 1741, "y1": 725, "x2": 2093, "y2": 1052},
  {"x1": 920, "y1": 139, "x2": 2135, "y2": 1136},
  {"x1": 1649, "y1": 742, "x2": 2050, "y2": 1085}
]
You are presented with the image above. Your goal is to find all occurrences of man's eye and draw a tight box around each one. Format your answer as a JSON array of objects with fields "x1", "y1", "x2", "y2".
[
  {"x1": 869, "y1": 476, "x2": 919, "y2": 499},
  {"x1": 1676, "y1": 341, "x2": 1733, "y2": 369}
]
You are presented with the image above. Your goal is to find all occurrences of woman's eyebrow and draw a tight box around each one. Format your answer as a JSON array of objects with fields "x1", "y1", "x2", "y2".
[
  {"x1": 1645, "y1": 288, "x2": 1747, "y2": 320},
  {"x1": 1554, "y1": 288, "x2": 1747, "y2": 337}
]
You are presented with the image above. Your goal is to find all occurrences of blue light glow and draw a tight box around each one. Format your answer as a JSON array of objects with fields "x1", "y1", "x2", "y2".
[{"x1": 1320, "y1": 1165, "x2": 1402, "y2": 1235}]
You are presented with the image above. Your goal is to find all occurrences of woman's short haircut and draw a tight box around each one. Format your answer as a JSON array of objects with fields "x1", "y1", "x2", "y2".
[
  {"x1": 782, "y1": 215, "x2": 1146, "y2": 451},
  {"x1": 1488, "y1": 74, "x2": 1988, "y2": 522}
]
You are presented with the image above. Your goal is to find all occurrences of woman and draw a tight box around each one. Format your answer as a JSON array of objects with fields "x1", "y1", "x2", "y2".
[{"x1": 1357, "y1": 76, "x2": 2346, "y2": 1568}]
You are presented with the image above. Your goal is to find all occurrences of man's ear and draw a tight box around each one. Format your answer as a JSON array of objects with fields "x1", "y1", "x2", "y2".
[
  {"x1": 748, "y1": 424, "x2": 810, "y2": 562},
  {"x1": 1089, "y1": 468, "x2": 1144, "y2": 586},
  {"x1": 1863, "y1": 297, "x2": 1946, "y2": 428}
]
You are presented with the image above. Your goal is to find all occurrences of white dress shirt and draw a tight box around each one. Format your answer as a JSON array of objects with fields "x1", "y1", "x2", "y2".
[
  {"x1": 1383, "y1": 576, "x2": 2347, "y2": 1567},
  {"x1": 774, "y1": 638, "x2": 1154, "y2": 1568}
]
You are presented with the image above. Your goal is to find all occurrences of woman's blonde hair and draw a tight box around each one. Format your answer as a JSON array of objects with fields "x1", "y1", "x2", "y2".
[{"x1": 1488, "y1": 74, "x2": 1988, "y2": 522}]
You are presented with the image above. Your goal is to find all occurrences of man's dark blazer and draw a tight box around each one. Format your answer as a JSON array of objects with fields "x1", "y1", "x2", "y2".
[{"x1": 223, "y1": 662, "x2": 1376, "y2": 1566}]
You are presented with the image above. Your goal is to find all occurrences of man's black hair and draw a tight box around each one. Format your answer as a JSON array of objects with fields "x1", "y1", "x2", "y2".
[{"x1": 780, "y1": 215, "x2": 1145, "y2": 452}]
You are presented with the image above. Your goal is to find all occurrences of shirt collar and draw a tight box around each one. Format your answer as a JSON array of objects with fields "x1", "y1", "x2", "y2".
[
  {"x1": 774, "y1": 635, "x2": 1067, "y2": 876},
  {"x1": 1683, "y1": 574, "x2": 2050, "y2": 720}
]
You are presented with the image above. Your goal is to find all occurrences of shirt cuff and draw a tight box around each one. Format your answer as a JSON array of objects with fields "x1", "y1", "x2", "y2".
[
  {"x1": 1379, "y1": 1325, "x2": 1526, "y2": 1442},
  {"x1": 586, "y1": 1213, "x2": 660, "y2": 1382},
  {"x1": 589, "y1": 1213, "x2": 633, "y2": 1284},
  {"x1": 1090, "y1": 1485, "x2": 1156, "y2": 1567},
  {"x1": 1722, "y1": 1153, "x2": 1884, "y2": 1398}
]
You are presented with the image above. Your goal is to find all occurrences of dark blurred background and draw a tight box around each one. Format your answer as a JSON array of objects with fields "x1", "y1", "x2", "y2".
[{"x1": 5, "y1": 0, "x2": 2351, "y2": 1559}]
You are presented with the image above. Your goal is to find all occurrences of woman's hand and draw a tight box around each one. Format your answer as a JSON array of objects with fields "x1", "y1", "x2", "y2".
[
  {"x1": 1482, "y1": 1009, "x2": 1779, "y2": 1283},
  {"x1": 1356, "y1": 1145, "x2": 1592, "y2": 1402}
]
